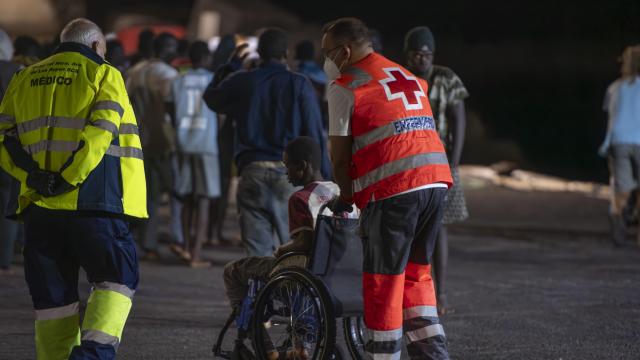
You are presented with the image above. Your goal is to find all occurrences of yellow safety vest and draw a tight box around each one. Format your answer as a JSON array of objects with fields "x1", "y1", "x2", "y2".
[{"x1": 0, "y1": 42, "x2": 147, "y2": 219}]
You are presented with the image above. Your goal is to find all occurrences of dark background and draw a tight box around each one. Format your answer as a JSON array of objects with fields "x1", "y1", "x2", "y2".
[{"x1": 88, "y1": 0, "x2": 640, "y2": 182}]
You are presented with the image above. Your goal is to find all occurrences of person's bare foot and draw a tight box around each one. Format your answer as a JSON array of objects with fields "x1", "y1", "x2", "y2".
[
  {"x1": 169, "y1": 244, "x2": 191, "y2": 261},
  {"x1": 437, "y1": 293, "x2": 449, "y2": 316},
  {"x1": 189, "y1": 260, "x2": 212, "y2": 268},
  {"x1": 141, "y1": 250, "x2": 160, "y2": 261}
]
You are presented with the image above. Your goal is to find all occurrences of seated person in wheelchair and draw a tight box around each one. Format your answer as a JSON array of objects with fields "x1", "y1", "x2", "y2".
[
  {"x1": 223, "y1": 136, "x2": 340, "y2": 312},
  {"x1": 222, "y1": 137, "x2": 340, "y2": 358}
]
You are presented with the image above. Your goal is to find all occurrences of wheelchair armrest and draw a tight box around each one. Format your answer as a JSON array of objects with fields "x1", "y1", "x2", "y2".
[{"x1": 276, "y1": 251, "x2": 307, "y2": 262}]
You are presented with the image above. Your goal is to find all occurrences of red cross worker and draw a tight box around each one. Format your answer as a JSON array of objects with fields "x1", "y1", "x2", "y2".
[{"x1": 323, "y1": 18, "x2": 452, "y2": 360}]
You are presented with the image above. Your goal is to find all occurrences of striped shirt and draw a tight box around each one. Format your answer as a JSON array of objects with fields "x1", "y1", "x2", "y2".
[
  {"x1": 288, "y1": 181, "x2": 340, "y2": 236},
  {"x1": 423, "y1": 65, "x2": 469, "y2": 153}
]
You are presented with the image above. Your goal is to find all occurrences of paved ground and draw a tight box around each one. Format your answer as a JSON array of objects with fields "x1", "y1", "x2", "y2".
[{"x1": 2, "y1": 184, "x2": 640, "y2": 359}]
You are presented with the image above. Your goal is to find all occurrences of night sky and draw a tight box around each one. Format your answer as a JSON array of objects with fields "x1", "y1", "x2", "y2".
[
  {"x1": 89, "y1": 0, "x2": 640, "y2": 181},
  {"x1": 266, "y1": 0, "x2": 640, "y2": 181}
]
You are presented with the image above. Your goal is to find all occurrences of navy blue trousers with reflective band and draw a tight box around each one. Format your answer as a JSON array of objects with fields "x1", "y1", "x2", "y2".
[{"x1": 23, "y1": 206, "x2": 139, "y2": 359}]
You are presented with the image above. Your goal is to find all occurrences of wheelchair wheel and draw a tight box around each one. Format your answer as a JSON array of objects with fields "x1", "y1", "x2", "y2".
[
  {"x1": 252, "y1": 268, "x2": 336, "y2": 359},
  {"x1": 343, "y1": 316, "x2": 369, "y2": 360}
]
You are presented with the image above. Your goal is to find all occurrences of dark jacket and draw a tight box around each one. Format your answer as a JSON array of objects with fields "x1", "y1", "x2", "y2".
[{"x1": 203, "y1": 60, "x2": 331, "y2": 178}]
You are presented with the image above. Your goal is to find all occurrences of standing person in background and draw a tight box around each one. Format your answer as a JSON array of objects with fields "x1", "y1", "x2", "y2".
[
  {"x1": 0, "y1": 28, "x2": 21, "y2": 275},
  {"x1": 203, "y1": 28, "x2": 331, "y2": 257},
  {"x1": 369, "y1": 28, "x2": 384, "y2": 54},
  {"x1": 599, "y1": 45, "x2": 640, "y2": 248},
  {"x1": 12, "y1": 35, "x2": 44, "y2": 67},
  {"x1": 171, "y1": 41, "x2": 221, "y2": 267},
  {"x1": 323, "y1": 17, "x2": 451, "y2": 359},
  {"x1": 295, "y1": 40, "x2": 329, "y2": 131},
  {"x1": 129, "y1": 28, "x2": 154, "y2": 66},
  {"x1": 106, "y1": 39, "x2": 130, "y2": 74},
  {"x1": 207, "y1": 34, "x2": 238, "y2": 246},
  {"x1": 295, "y1": 40, "x2": 327, "y2": 93},
  {"x1": 405, "y1": 26, "x2": 470, "y2": 315},
  {"x1": 127, "y1": 32, "x2": 180, "y2": 260}
]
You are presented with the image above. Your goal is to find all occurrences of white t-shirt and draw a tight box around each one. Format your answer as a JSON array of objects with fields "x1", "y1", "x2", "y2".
[{"x1": 327, "y1": 83, "x2": 354, "y2": 137}]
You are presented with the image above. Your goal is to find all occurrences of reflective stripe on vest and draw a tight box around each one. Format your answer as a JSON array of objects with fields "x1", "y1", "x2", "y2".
[
  {"x1": 91, "y1": 100, "x2": 125, "y2": 118},
  {"x1": 17, "y1": 116, "x2": 86, "y2": 134},
  {"x1": 0, "y1": 114, "x2": 15, "y2": 125},
  {"x1": 353, "y1": 152, "x2": 448, "y2": 192},
  {"x1": 24, "y1": 139, "x2": 142, "y2": 160},
  {"x1": 106, "y1": 145, "x2": 143, "y2": 160},
  {"x1": 353, "y1": 115, "x2": 436, "y2": 151}
]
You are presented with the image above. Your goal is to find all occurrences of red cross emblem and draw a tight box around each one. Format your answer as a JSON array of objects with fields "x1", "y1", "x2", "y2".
[{"x1": 379, "y1": 67, "x2": 426, "y2": 110}]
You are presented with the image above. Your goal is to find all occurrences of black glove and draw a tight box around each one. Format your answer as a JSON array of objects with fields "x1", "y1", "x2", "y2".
[
  {"x1": 327, "y1": 196, "x2": 354, "y2": 214},
  {"x1": 27, "y1": 170, "x2": 74, "y2": 197}
]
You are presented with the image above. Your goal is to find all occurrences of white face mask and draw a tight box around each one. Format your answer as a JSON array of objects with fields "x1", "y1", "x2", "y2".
[{"x1": 323, "y1": 57, "x2": 342, "y2": 81}]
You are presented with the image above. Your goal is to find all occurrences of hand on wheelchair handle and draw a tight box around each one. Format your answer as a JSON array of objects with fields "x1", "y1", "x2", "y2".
[{"x1": 327, "y1": 196, "x2": 354, "y2": 214}]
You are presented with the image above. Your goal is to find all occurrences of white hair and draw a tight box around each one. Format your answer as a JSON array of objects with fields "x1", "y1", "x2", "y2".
[{"x1": 60, "y1": 18, "x2": 104, "y2": 47}]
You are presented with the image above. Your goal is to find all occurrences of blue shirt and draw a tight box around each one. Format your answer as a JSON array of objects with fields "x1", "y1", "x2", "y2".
[
  {"x1": 297, "y1": 60, "x2": 327, "y2": 86},
  {"x1": 172, "y1": 68, "x2": 218, "y2": 154},
  {"x1": 605, "y1": 77, "x2": 640, "y2": 145},
  {"x1": 203, "y1": 61, "x2": 331, "y2": 178}
]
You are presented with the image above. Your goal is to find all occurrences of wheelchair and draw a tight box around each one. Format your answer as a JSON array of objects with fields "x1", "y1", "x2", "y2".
[{"x1": 213, "y1": 208, "x2": 370, "y2": 359}]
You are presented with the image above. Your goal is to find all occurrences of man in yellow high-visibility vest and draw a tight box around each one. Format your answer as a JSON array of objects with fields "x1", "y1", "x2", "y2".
[{"x1": 0, "y1": 18, "x2": 147, "y2": 359}]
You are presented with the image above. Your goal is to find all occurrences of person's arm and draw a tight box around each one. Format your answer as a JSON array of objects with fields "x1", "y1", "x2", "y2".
[
  {"x1": 202, "y1": 44, "x2": 249, "y2": 114},
  {"x1": 300, "y1": 77, "x2": 332, "y2": 179},
  {"x1": 327, "y1": 83, "x2": 354, "y2": 204},
  {"x1": 0, "y1": 75, "x2": 37, "y2": 183},
  {"x1": 60, "y1": 65, "x2": 128, "y2": 186},
  {"x1": 330, "y1": 136, "x2": 354, "y2": 202},
  {"x1": 202, "y1": 70, "x2": 244, "y2": 114},
  {"x1": 274, "y1": 231, "x2": 314, "y2": 258},
  {"x1": 599, "y1": 82, "x2": 616, "y2": 157},
  {"x1": 446, "y1": 100, "x2": 466, "y2": 167},
  {"x1": 274, "y1": 193, "x2": 316, "y2": 258},
  {"x1": 444, "y1": 71, "x2": 469, "y2": 167}
]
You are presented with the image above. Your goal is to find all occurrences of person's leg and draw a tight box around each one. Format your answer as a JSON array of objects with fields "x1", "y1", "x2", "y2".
[
  {"x1": 0, "y1": 171, "x2": 19, "y2": 271},
  {"x1": 432, "y1": 227, "x2": 449, "y2": 315},
  {"x1": 70, "y1": 214, "x2": 139, "y2": 359},
  {"x1": 23, "y1": 207, "x2": 81, "y2": 359},
  {"x1": 223, "y1": 256, "x2": 275, "y2": 309},
  {"x1": 190, "y1": 197, "x2": 211, "y2": 266},
  {"x1": 0, "y1": 217, "x2": 18, "y2": 270},
  {"x1": 610, "y1": 146, "x2": 634, "y2": 246},
  {"x1": 404, "y1": 188, "x2": 449, "y2": 359},
  {"x1": 140, "y1": 158, "x2": 161, "y2": 257},
  {"x1": 267, "y1": 168, "x2": 296, "y2": 248},
  {"x1": 213, "y1": 116, "x2": 234, "y2": 243},
  {"x1": 170, "y1": 154, "x2": 185, "y2": 247},
  {"x1": 238, "y1": 166, "x2": 276, "y2": 256},
  {"x1": 360, "y1": 194, "x2": 424, "y2": 360}
]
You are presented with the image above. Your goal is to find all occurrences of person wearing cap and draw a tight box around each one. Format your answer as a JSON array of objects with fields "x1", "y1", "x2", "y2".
[{"x1": 405, "y1": 26, "x2": 470, "y2": 316}]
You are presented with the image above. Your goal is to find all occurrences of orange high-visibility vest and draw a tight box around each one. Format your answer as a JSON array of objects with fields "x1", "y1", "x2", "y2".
[{"x1": 334, "y1": 53, "x2": 452, "y2": 209}]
